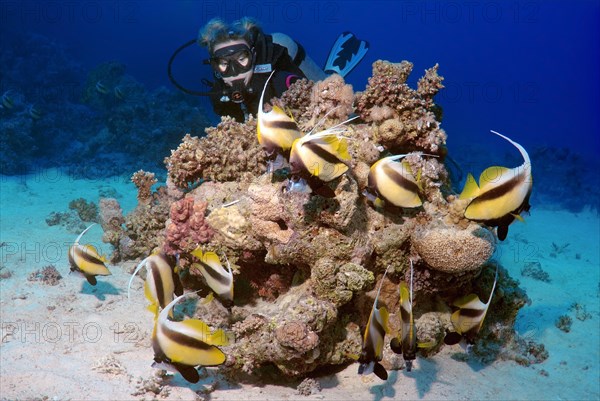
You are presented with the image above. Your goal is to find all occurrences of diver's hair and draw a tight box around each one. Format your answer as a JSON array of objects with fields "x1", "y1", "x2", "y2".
[{"x1": 198, "y1": 17, "x2": 262, "y2": 52}]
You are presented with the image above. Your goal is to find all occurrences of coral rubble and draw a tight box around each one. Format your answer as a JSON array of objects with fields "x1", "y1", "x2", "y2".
[{"x1": 113, "y1": 60, "x2": 537, "y2": 380}]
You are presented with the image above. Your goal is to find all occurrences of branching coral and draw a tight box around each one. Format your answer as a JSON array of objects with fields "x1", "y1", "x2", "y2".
[{"x1": 131, "y1": 170, "x2": 157, "y2": 203}]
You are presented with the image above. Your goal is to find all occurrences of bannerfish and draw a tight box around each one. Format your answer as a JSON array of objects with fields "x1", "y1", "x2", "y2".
[
  {"x1": 390, "y1": 259, "x2": 435, "y2": 371},
  {"x1": 358, "y1": 266, "x2": 392, "y2": 380},
  {"x1": 68, "y1": 223, "x2": 111, "y2": 286},
  {"x1": 128, "y1": 252, "x2": 183, "y2": 318},
  {"x1": 27, "y1": 104, "x2": 42, "y2": 120},
  {"x1": 1, "y1": 90, "x2": 15, "y2": 109},
  {"x1": 191, "y1": 248, "x2": 234, "y2": 305},
  {"x1": 459, "y1": 130, "x2": 532, "y2": 241},
  {"x1": 152, "y1": 292, "x2": 228, "y2": 383},
  {"x1": 95, "y1": 81, "x2": 109, "y2": 95},
  {"x1": 288, "y1": 117, "x2": 355, "y2": 184},
  {"x1": 257, "y1": 70, "x2": 303, "y2": 161},
  {"x1": 365, "y1": 154, "x2": 423, "y2": 209},
  {"x1": 114, "y1": 86, "x2": 125, "y2": 100},
  {"x1": 444, "y1": 265, "x2": 499, "y2": 352}
]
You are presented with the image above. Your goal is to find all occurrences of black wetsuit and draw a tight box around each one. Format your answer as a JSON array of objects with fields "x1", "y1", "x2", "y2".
[{"x1": 209, "y1": 33, "x2": 306, "y2": 122}]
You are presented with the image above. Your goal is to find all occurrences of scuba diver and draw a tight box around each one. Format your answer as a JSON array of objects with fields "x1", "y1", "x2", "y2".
[{"x1": 168, "y1": 17, "x2": 369, "y2": 122}]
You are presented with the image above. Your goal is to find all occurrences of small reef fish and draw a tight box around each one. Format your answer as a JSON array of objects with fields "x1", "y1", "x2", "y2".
[
  {"x1": 358, "y1": 266, "x2": 391, "y2": 380},
  {"x1": 444, "y1": 265, "x2": 499, "y2": 352},
  {"x1": 95, "y1": 81, "x2": 109, "y2": 95},
  {"x1": 459, "y1": 130, "x2": 533, "y2": 241},
  {"x1": 152, "y1": 292, "x2": 229, "y2": 383},
  {"x1": 288, "y1": 117, "x2": 354, "y2": 184},
  {"x1": 113, "y1": 85, "x2": 125, "y2": 100},
  {"x1": 390, "y1": 260, "x2": 434, "y2": 371},
  {"x1": 27, "y1": 104, "x2": 42, "y2": 120},
  {"x1": 1, "y1": 90, "x2": 15, "y2": 109},
  {"x1": 365, "y1": 154, "x2": 423, "y2": 209},
  {"x1": 128, "y1": 252, "x2": 183, "y2": 318},
  {"x1": 68, "y1": 223, "x2": 111, "y2": 286},
  {"x1": 257, "y1": 70, "x2": 303, "y2": 159},
  {"x1": 191, "y1": 248, "x2": 234, "y2": 305}
]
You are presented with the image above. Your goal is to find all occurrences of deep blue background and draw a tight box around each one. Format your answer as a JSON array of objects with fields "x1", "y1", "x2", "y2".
[{"x1": 2, "y1": 0, "x2": 599, "y2": 159}]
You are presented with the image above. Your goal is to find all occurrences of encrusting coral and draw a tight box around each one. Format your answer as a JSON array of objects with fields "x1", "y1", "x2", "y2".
[{"x1": 107, "y1": 59, "x2": 541, "y2": 381}]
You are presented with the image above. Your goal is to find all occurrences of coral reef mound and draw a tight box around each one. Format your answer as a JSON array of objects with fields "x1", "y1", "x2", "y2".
[{"x1": 108, "y1": 60, "x2": 535, "y2": 380}]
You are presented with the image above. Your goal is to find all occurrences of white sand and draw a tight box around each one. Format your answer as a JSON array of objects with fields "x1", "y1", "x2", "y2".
[{"x1": 1, "y1": 170, "x2": 598, "y2": 400}]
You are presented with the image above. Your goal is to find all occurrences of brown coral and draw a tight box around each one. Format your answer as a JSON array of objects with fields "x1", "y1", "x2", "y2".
[
  {"x1": 164, "y1": 117, "x2": 267, "y2": 190},
  {"x1": 412, "y1": 222, "x2": 495, "y2": 273},
  {"x1": 131, "y1": 170, "x2": 157, "y2": 203},
  {"x1": 303, "y1": 74, "x2": 354, "y2": 129},
  {"x1": 356, "y1": 60, "x2": 447, "y2": 153},
  {"x1": 275, "y1": 321, "x2": 319, "y2": 354}
]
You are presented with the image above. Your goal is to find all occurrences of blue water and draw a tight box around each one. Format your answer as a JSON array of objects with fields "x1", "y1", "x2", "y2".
[
  {"x1": 1, "y1": 1, "x2": 598, "y2": 186},
  {"x1": 1, "y1": 1, "x2": 599, "y2": 203}
]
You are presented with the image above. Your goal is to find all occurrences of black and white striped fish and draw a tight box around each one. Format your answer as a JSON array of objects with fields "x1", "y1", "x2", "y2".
[
  {"x1": 152, "y1": 293, "x2": 228, "y2": 383},
  {"x1": 366, "y1": 154, "x2": 423, "y2": 209},
  {"x1": 390, "y1": 260, "x2": 434, "y2": 371},
  {"x1": 191, "y1": 248, "x2": 234, "y2": 305},
  {"x1": 460, "y1": 131, "x2": 533, "y2": 240},
  {"x1": 68, "y1": 223, "x2": 110, "y2": 286},
  {"x1": 128, "y1": 252, "x2": 183, "y2": 317},
  {"x1": 257, "y1": 70, "x2": 303, "y2": 159},
  {"x1": 358, "y1": 266, "x2": 391, "y2": 380},
  {"x1": 444, "y1": 265, "x2": 499, "y2": 352}
]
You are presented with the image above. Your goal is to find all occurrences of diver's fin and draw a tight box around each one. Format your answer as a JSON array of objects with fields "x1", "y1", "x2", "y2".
[{"x1": 324, "y1": 32, "x2": 369, "y2": 78}]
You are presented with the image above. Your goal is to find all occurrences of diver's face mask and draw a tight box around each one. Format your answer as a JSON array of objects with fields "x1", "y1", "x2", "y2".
[
  {"x1": 210, "y1": 43, "x2": 254, "y2": 78},
  {"x1": 210, "y1": 42, "x2": 255, "y2": 103}
]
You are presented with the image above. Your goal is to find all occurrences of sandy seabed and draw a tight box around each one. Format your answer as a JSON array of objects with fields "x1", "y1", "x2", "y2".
[{"x1": 1, "y1": 170, "x2": 598, "y2": 401}]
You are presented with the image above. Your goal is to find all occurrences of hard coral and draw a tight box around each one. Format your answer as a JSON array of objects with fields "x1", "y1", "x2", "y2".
[
  {"x1": 117, "y1": 57, "x2": 534, "y2": 380},
  {"x1": 356, "y1": 60, "x2": 446, "y2": 153},
  {"x1": 164, "y1": 197, "x2": 213, "y2": 256},
  {"x1": 165, "y1": 117, "x2": 267, "y2": 190},
  {"x1": 68, "y1": 198, "x2": 99, "y2": 222},
  {"x1": 131, "y1": 170, "x2": 157, "y2": 204},
  {"x1": 303, "y1": 74, "x2": 354, "y2": 129},
  {"x1": 412, "y1": 222, "x2": 495, "y2": 273},
  {"x1": 98, "y1": 198, "x2": 125, "y2": 262}
]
